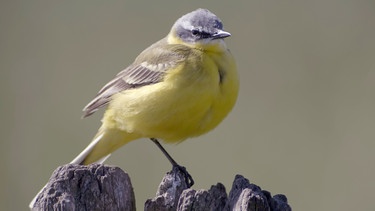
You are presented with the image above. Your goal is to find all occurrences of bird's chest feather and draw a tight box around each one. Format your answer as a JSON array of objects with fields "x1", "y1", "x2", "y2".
[{"x1": 106, "y1": 49, "x2": 238, "y2": 142}]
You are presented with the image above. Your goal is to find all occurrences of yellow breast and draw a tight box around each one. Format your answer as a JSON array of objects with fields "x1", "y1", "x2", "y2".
[{"x1": 104, "y1": 42, "x2": 238, "y2": 143}]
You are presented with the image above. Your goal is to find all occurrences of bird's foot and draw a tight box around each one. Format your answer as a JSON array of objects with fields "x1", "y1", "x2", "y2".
[{"x1": 172, "y1": 164, "x2": 194, "y2": 188}]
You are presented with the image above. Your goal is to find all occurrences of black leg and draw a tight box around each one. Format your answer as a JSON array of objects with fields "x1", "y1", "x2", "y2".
[{"x1": 150, "y1": 138, "x2": 194, "y2": 187}]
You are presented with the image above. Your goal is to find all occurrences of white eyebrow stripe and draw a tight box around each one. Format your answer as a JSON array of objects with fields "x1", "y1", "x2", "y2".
[{"x1": 180, "y1": 20, "x2": 194, "y2": 30}]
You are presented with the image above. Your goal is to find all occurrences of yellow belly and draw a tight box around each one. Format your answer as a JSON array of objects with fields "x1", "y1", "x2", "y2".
[{"x1": 103, "y1": 47, "x2": 238, "y2": 143}]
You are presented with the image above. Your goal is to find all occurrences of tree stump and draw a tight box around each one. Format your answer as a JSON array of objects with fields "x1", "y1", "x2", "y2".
[
  {"x1": 31, "y1": 164, "x2": 135, "y2": 211},
  {"x1": 31, "y1": 164, "x2": 291, "y2": 211}
]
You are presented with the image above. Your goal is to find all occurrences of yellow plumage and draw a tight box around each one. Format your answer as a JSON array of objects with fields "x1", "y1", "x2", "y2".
[{"x1": 72, "y1": 8, "x2": 239, "y2": 165}]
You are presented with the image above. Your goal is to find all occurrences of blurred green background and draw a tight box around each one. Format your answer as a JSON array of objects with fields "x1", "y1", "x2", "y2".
[{"x1": 1, "y1": 1, "x2": 375, "y2": 210}]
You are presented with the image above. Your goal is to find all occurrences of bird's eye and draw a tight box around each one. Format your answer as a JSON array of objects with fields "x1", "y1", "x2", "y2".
[{"x1": 192, "y1": 29, "x2": 200, "y2": 36}]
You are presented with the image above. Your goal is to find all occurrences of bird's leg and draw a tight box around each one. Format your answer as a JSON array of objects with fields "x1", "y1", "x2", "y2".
[{"x1": 150, "y1": 138, "x2": 194, "y2": 187}]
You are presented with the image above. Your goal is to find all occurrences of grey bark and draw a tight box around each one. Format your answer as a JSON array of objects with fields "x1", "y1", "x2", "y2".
[
  {"x1": 31, "y1": 164, "x2": 291, "y2": 211},
  {"x1": 31, "y1": 164, "x2": 135, "y2": 211}
]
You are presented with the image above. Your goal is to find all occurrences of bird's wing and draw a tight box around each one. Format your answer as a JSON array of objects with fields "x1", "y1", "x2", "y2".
[{"x1": 82, "y1": 40, "x2": 191, "y2": 117}]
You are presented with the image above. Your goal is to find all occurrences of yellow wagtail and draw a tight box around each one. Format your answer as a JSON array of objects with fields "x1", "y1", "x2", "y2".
[{"x1": 30, "y1": 8, "x2": 238, "y2": 208}]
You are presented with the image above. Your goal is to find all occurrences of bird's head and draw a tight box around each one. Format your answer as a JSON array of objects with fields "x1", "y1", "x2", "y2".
[{"x1": 169, "y1": 9, "x2": 231, "y2": 50}]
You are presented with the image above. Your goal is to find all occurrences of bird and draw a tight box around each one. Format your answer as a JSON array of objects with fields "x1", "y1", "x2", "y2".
[
  {"x1": 30, "y1": 8, "x2": 238, "y2": 208},
  {"x1": 71, "y1": 8, "x2": 239, "y2": 181}
]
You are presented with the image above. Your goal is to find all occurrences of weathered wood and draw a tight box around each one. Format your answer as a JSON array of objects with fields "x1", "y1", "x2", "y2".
[
  {"x1": 31, "y1": 164, "x2": 135, "y2": 211},
  {"x1": 146, "y1": 169, "x2": 291, "y2": 211},
  {"x1": 144, "y1": 167, "x2": 189, "y2": 211},
  {"x1": 225, "y1": 175, "x2": 291, "y2": 211},
  {"x1": 31, "y1": 164, "x2": 291, "y2": 211}
]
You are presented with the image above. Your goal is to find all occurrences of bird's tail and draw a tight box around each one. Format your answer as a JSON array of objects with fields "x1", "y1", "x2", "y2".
[
  {"x1": 29, "y1": 127, "x2": 139, "y2": 209},
  {"x1": 71, "y1": 126, "x2": 140, "y2": 165}
]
